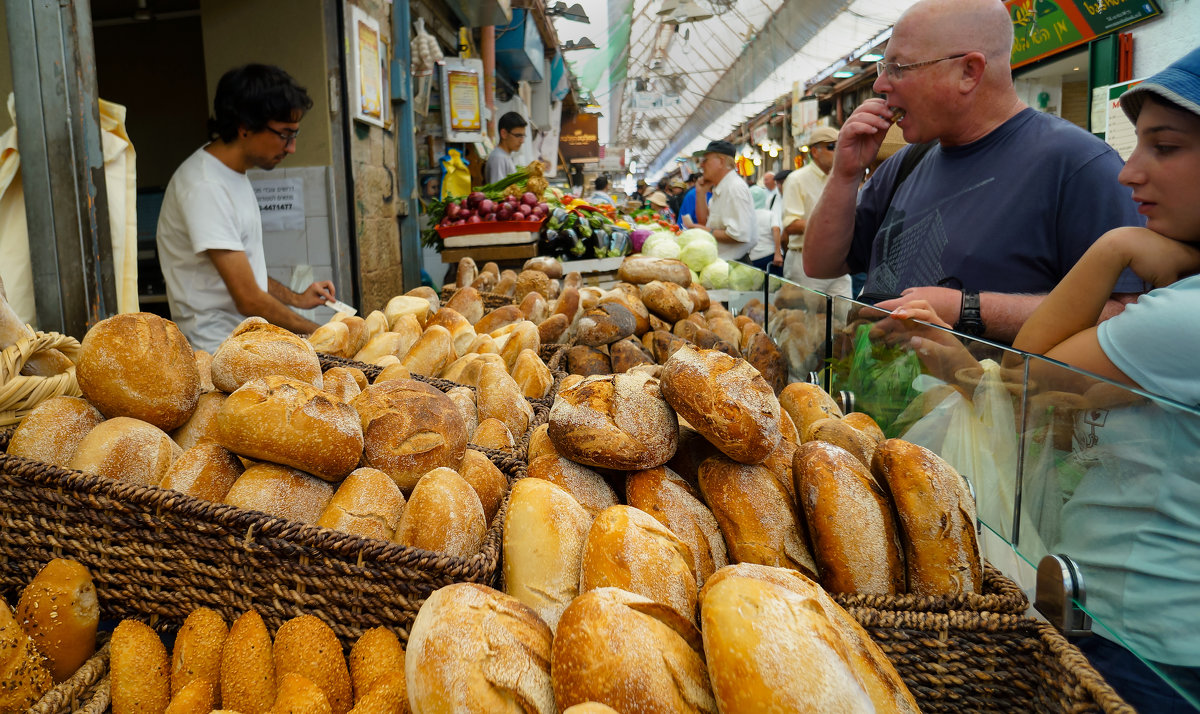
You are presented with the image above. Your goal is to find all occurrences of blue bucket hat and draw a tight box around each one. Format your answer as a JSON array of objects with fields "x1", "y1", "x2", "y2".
[{"x1": 1121, "y1": 45, "x2": 1200, "y2": 122}]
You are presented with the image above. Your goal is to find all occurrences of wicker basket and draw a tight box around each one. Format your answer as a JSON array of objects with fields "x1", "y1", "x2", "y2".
[
  {"x1": 848, "y1": 608, "x2": 1133, "y2": 713},
  {"x1": 0, "y1": 429, "x2": 526, "y2": 648},
  {"x1": 440, "y1": 287, "x2": 517, "y2": 312},
  {"x1": 832, "y1": 562, "x2": 1030, "y2": 615},
  {"x1": 0, "y1": 331, "x2": 82, "y2": 428},
  {"x1": 28, "y1": 635, "x2": 111, "y2": 714}
]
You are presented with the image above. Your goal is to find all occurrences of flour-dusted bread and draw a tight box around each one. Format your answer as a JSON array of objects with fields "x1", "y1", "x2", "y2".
[
  {"x1": 548, "y1": 372, "x2": 677, "y2": 470},
  {"x1": 160, "y1": 438, "x2": 245, "y2": 503},
  {"x1": 626, "y1": 467, "x2": 728, "y2": 588},
  {"x1": 639, "y1": 281, "x2": 694, "y2": 323},
  {"x1": 526, "y1": 455, "x2": 618, "y2": 518},
  {"x1": 476, "y1": 361, "x2": 533, "y2": 441},
  {"x1": 392, "y1": 467, "x2": 486, "y2": 558},
  {"x1": 443, "y1": 287, "x2": 485, "y2": 325},
  {"x1": 804, "y1": 417, "x2": 879, "y2": 469},
  {"x1": 576, "y1": 303, "x2": 637, "y2": 347},
  {"x1": 170, "y1": 391, "x2": 226, "y2": 451},
  {"x1": 384, "y1": 295, "x2": 432, "y2": 330},
  {"x1": 7, "y1": 396, "x2": 104, "y2": 467},
  {"x1": 69, "y1": 416, "x2": 181, "y2": 487},
  {"x1": 317, "y1": 467, "x2": 407, "y2": 541},
  {"x1": 223, "y1": 463, "x2": 336, "y2": 524},
  {"x1": 458, "y1": 449, "x2": 508, "y2": 523},
  {"x1": 617, "y1": 255, "x2": 692, "y2": 286},
  {"x1": 779, "y1": 382, "x2": 843, "y2": 439},
  {"x1": 400, "y1": 324, "x2": 456, "y2": 377},
  {"x1": 210, "y1": 317, "x2": 322, "y2": 393}
]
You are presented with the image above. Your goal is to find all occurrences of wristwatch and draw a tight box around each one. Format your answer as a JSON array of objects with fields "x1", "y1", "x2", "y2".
[{"x1": 955, "y1": 290, "x2": 986, "y2": 337}]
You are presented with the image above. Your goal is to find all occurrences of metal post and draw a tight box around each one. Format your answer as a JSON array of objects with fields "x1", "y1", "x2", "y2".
[
  {"x1": 6, "y1": 0, "x2": 116, "y2": 336},
  {"x1": 392, "y1": 0, "x2": 423, "y2": 291}
]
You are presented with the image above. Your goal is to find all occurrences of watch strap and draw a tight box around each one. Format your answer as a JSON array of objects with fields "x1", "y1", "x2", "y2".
[{"x1": 955, "y1": 290, "x2": 986, "y2": 336}]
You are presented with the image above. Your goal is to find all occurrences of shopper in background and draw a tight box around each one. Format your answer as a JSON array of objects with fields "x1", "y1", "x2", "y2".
[
  {"x1": 803, "y1": 0, "x2": 1143, "y2": 342},
  {"x1": 156, "y1": 64, "x2": 334, "y2": 353},
  {"x1": 762, "y1": 171, "x2": 780, "y2": 212},
  {"x1": 684, "y1": 140, "x2": 755, "y2": 261},
  {"x1": 667, "y1": 178, "x2": 687, "y2": 218},
  {"x1": 588, "y1": 175, "x2": 616, "y2": 207},
  {"x1": 780, "y1": 126, "x2": 852, "y2": 298},
  {"x1": 647, "y1": 191, "x2": 675, "y2": 222},
  {"x1": 746, "y1": 186, "x2": 783, "y2": 273},
  {"x1": 485, "y1": 111, "x2": 527, "y2": 183}
]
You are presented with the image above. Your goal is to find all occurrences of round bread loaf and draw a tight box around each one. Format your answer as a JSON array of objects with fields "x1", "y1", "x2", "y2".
[
  {"x1": 523, "y1": 256, "x2": 563, "y2": 279},
  {"x1": 551, "y1": 588, "x2": 714, "y2": 714},
  {"x1": 170, "y1": 391, "x2": 226, "y2": 451},
  {"x1": 580, "y1": 505, "x2": 698, "y2": 624},
  {"x1": 503, "y1": 478, "x2": 592, "y2": 632},
  {"x1": 576, "y1": 303, "x2": 637, "y2": 347},
  {"x1": 69, "y1": 416, "x2": 181, "y2": 486},
  {"x1": 660, "y1": 345, "x2": 781, "y2": 464},
  {"x1": 348, "y1": 627, "x2": 405, "y2": 703},
  {"x1": 407, "y1": 583, "x2": 554, "y2": 713},
  {"x1": 76, "y1": 312, "x2": 201, "y2": 430},
  {"x1": 548, "y1": 372, "x2": 677, "y2": 470},
  {"x1": 220, "y1": 610, "x2": 275, "y2": 714},
  {"x1": 640, "y1": 281, "x2": 694, "y2": 323},
  {"x1": 7, "y1": 396, "x2": 104, "y2": 467},
  {"x1": 515, "y1": 269, "x2": 552, "y2": 303},
  {"x1": 527, "y1": 455, "x2": 618, "y2": 518},
  {"x1": 626, "y1": 467, "x2": 728, "y2": 588},
  {"x1": 110, "y1": 619, "x2": 170, "y2": 714},
  {"x1": 215, "y1": 376, "x2": 362, "y2": 482},
  {"x1": 393, "y1": 467, "x2": 486, "y2": 558},
  {"x1": 170, "y1": 607, "x2": 227, "y2": 702},
  {"x1": 317, "y1": 467, "x2": 407, "y2": 541},
  {"x1": 320, "y1": 366, "x2": 364, "y2": 403},
  {"x1": 350, "y1": 379, "x2": 468, "y2": 494},
  {"x1": 16, "y1": 558, "x2": 98, "y2": 682},
  {"x1": 617, "y1": 255, "x2": 692, "y2": 286},
  {"x1": 210, "y1": 317, "x2": 322, "y2": 393},
  {"x1": 274, "y1": 615, "x2": 353, "y2": 714},
  {"x1": 223, "y1": 463, "x2": 336, "y2": 524},
  {"x1": 160, "y1": 439, "x2": 245, "y2": 503}
]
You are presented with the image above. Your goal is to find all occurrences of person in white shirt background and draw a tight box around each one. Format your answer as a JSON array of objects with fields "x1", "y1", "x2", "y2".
[
  {"x1": 684, "y1": 140, "x2": 756, "y2": 261},
  {"x1": 485, "y1": 111, "x2": 527, "y2": 183},
  {"x1": 780, "y1": 125, "x2": 852, "y2": 298}
]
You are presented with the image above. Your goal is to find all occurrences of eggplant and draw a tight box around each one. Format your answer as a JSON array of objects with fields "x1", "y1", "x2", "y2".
[
  {"x1": 609, "y1": 229, "x2": 631, "y2": 256},
  {"x1": 548, "y1": 207, "x2": 569, "y2": 231},
  {"x1": 563, "y1": 228, "x2": 585, "y2": 257}
]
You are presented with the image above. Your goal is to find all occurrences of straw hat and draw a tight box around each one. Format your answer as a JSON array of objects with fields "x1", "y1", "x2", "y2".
[{"x1": 647, "y1": 191, "x2": 669, "y2": 208}]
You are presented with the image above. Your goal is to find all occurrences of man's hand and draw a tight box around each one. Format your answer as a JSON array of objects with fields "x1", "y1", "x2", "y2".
[
  {"x1": 682, "y1": 214, "x2": 697, "y2": 229},
  {"x1": 772, "y1": 250, "x2": 784, "y2": 267},
  {"x1": 875, "y1": 286, "x2": 962, "y2": 327},
  {"x1": 833, "y1": 98, "x2": 896, "y2": 180},
  {"x1": 294, "y1": 281, "x2": 336, "y2": 308},
  {"x1": 696, "y1": 176, "x2": 713, "y2": 192}
]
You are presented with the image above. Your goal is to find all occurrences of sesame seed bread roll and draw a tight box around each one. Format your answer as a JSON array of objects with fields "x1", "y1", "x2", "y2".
[
  {"x1": 551, "y1": 588, "x2": 714, "y2": 714},
  {"x1": 0, "y1": 598, "x2": 52, "y2": 711},
  {"x1": 221, "y1": 610, "x2": 275, "y2": 714},
  {"x1": 626, "y1": 467, "x2": 728, "y2": 588},
  {"x1": 6, "y1": 395, "x2": 104, "y2": 467},
  {"x1": 215, "y1": 376, "x2": 363, "y2": 483},
  {"x1": 778, "y1": 382, "x2": 843, "y2": 440},
  {"x1": 406, "y1": 583, "x2": 554, "y2": 714},
  {"x1": 458, "y1": 449, "x2": 508, "y2": 524},
  {"x1": 160, "y1": 439, "x2": 245, "y2": 503},
  {"x1": 317, "y1": 468, "x2": 407, "y2": 541},
  {"x1": 526, "y1": 455, "x2": 618, "y2": 518},
  {"x1": 272, "y1": 672, "x2": 332, "y2": 713},
  {"x1": 548, "y1": 372, "x2": 678, "y2": 470},
  {"x1": 794, "y1": 441, "x2": 904, "y2": 595},
  {"x1": 171, "y1": 608, "x2": 228, "y2": 701},
  {"x1": 392, "y1": 468, "x2": 486, "y2": 558},
  {"x1": 224, "y1": 464, "x2": 336, "y2": 524},
  {"x1": 110, "y1": 619, "x2": 171, "y2": 714},
  {"x1": 347, "y1": 670, "x2": 406, "y2": 713},
  {"x1": 165, "y1": 678, "x2": 217, "y2": 714},
  {"x1": 502, "y1": 478, "x2": 592, "y2": 632},
  {"x1": 210, "y1": 317, "x2": 323, "y2": 393},
  {"x1": 170, "y1": 391, "x2": 226, "y2": 451},
  {"x1": 471, "y1": 417, "x2": 516, "y2": 452},
  {"x1": 476, "y1": 361, "x2": 533, "y2": 441},
  {"x1": 321, "y1": 367, "x2": 364, "y2": 403},
  {"x1": 563, "y1": 705, "x2": 620, "y2": 714},
  {"x1": 69, "y1": 416, "x2": 182, "y2": 486},
  {"x1": 660, "y1": 345, "x2": 781, "y2": 465},
  {"x1": 384, "y1": 295, "x2": 432, "y2": 330},
  {"x1": 348, "y1": 628, "x2": 405, "y2": 703},
  {"x1": 274, "y1": 615, "x2": 353, "y2": 714},
  {"x1": 15, "y1": 558, "x2": 98, "y2": 682}
]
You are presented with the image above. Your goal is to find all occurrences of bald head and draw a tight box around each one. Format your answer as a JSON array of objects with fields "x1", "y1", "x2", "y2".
[{"x1": 895, "y1": 0, "x2": 1014, "y2": 82}]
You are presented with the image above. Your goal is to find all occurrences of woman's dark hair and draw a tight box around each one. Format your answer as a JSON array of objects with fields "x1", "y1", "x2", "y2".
[
  {"x1": 595, "y1": 175, "x2": 608, "y2": 190},
  {"x1": 208, "y1": 64, "x2": 314, "y2": 143}
]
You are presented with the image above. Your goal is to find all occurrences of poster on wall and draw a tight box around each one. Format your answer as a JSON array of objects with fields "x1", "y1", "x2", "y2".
[
  {"x1": 439, "y1": 58, "x2": 486, "y2": 143},
  {"x1": 351, "y1": 6, "x2": 385, "y2": 127},
  {"x1": 1005, "y1": 0, "x2": 1161, "y2": 69}
]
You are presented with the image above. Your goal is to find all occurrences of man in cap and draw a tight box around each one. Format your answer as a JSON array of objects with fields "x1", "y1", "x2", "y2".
[
  {"x1": 779, "y1": 126, "x2": 850, "y2": 297},
  {"x1": 684, "y1": 140, "x2": 756, "y2": 261},
  {"x1": 803, "y1": 0, "x2": 1143, "y2": 342}
]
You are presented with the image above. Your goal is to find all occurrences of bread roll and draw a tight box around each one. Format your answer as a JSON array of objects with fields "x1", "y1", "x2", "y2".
[
  {"x1": 0, "y1": 598, "x2": 52, "y2": 711},
  {"x1": 548, "y1": 372, "x2": 677, "y2": 470},
  {"x1": 443, "y1": 386, "x2": 478, "y2": 440},
  {"x1": 274, "y1": 615, "x2": 353, "y2": 714},
  {"x1": 374, "y1": 362, "x2": 411, "y2": 384},
  {"x1": 407, "y1": 583, "x2": 554, "y2": 714},
  {"x1": 400, "y1": 325, "x2": 456, "y2": 377},
  {"x1": 562, "y1": 705, "x2": 619, "y2": 714},
  {"x1": 171, "y1": 608, "x2": 228, "y2": 702},
  {"x1": 643, "y1": 330, "x2": 687, "y2": 364},
  {"x1": 526, "y1": 423, "x2": 557, "y2": 462},
  {"x1": 317, "y1": 467, "x2": 407, "y2": 541},
  {"x1": 111, "y1": 619, "x2": 171, "y2": 714},
  {"x1": 551, "y1": 588, "x2": 714, "y2": 714},
  {"x1": 519, "y1": 291, "x2": 549, "y2": 324},
  {"x1": 552, "y1": 287, "x2": 580, "y2": 322},
  {"x1": 76, "y1": 312, "x2": 201, "y2": 430},
  {"x1": 511, "y1": 348, "x2": 553, "y2": 398},
  {"x1": 69, "y1": 416, "x2": 181, "y2": 486},
  {"x1": 362, "y1": 310, "x2": 389, "y2": 340},
  {"x1": 7, "y1": 396, "x2": 104, "y2": 467},
  {"x1": 165, "y1": 678, "x2": 217, "y2": 714},
  {"x1": 804, "y1": 417, "x2": 878, "y2": 469},
  {"x1": 160, "y1": 439, "x2": 245, "y2": 502},
  {"x1": 563, "y1": 271, "x2": 583, "y2": 291},
  {"x1": 640, "y1": 281, "x2": 694, "y2": 323},
  {"x1": 350, "y1": 380, "x2": 467, "y2": 494},
  {"x1": 354, "y1": 330, "x2": 417, "y2": 366},
  {"x1": 707, "y1": 317, "x2": 741, "y2": 348},
  {"x1": 626, "y1": 467, "x2": 727, "y2": 588},
  {"x1": 527, "y1": 455, "x2": 618, "y2": 518},
  {"x1": 503, "y1": 478, "x2": 592, "y2": 632},
  {"x1": 576, "y1": 303, "x2": 637, "y2": 347},
  {"x1": 405, "y1": 286, "x2": 440, "y2": 315},
  {"x1": 470, "y1": 417, "x2": 515, "y2": 451},
  {"x1": 210, "y1": 318, "x2": 322, "y2": 393},
  {"x1": 456, "y1": 256, "x2": 478, "y2": 289},
  {"x1": 514, "y1": 270, "x2": 552, "y2": 304},
  {"x1": 393, "y1": 467, "x2": 486, "y2": 557},
  {"x1": 424, "y1": 307, "x2": 476, "y2": 358},
  {"x1": 221, "y1": 610, "x2": 275, "y2": 714},
  {"x1": 617, "y1": 255, "x2": 692, "y2": 286},
  {"x1": 224, "y1": 463, "x2": 336, "y2": 524},
  {"x1": 190, "y1": 349, "x2": 214, "y2": 392},
  {"x1": 494, "y1": 273, "x2": 517, "y2": 297},
  {"x1": 443, "y1": 287, "x2": 484, "y2": 325},
  {"x1": 273, "y1": 672, "x2": 333, "y2": 713},
  {"x1": 600, "y1": 289, "x2": 651, "y2": 337},
  {"x1": 475, "y1": 305, "x2": 524, "y2": 335},
  {"x1": 686, "y1": 283, "x2": 710, "y2": 312},
  {"x1": 742, "y1": 331, "x2": 786, "y2": 395},
  {"x1": 523, "y1": 256, "x2": 563, "y2": 279},
  {"x1": 384, "y1": 295, "x2": 431, "y2": 330},
  {"x1": 608, "y1": 336, "x2": 654, "y2": 373},
  {"x1": 320, "y1": 367, "x2": 364, "y2": 403},
  {"x1": 170, "y1": 391, "x2": 226, "y2": 451},
  {"x1": 794, "y1": 441, "x2": 904, "y2": 595},
  {"x1": 698, "y1": 454, "x2": 817, "y2": 578},
  {"x1": 340, "y1": 316, "x2": 372, "y2": 359},
  {"x1": 559, "y1": 374, "x2": 585, "y2": 392},
  {"x1": 779, "y1": 383, "x2": 843, "y2": 439},
  {"x1": 216, "y1": 376, "x2": 363, "y2": 482},
  {"x1": 873, "y1": 439, "x2": 981, "y2": 595},
  {"x1": 308, "y1": 321, "x2": 350, "y2": 357},
  {"x1": 566, "y1": 345, "x2": 611, "y2": 376},
  {"x1": 842, "y1": 412, "x2": 886, "y2": 443},
  {"x1": 16, "y1": 558, "x2": 98, "y2": 682},
  {"x1": 476, "y1": 362, "x2": 533, "y2": 441},
  {"x1": 660, "y1": 345, "x2": 781, "y2": 464},
  {"x1": 348, "y1": 628, "x2": 405, "y2": 703}
]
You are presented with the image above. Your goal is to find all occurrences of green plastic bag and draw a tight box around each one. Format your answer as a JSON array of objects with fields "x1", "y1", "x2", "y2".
[{"x1": 841, "y1": 322, "x2": 923, "y2": 438}]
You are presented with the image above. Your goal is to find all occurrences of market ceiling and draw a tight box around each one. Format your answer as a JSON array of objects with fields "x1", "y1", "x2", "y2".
[{"x1": 552, "y1": 0, "x2": 921, "y2": 179}]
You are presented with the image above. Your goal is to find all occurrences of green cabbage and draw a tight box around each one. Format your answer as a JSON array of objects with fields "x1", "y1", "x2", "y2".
[
  {"x1": 641, "y1": 236, "x2": 681, "y2": 259},
  {"x1": 699, "y1": 259, "x2": 730, "y2": 289},
  {"x1": 677, "y1": 228, "x2": 714, "y2": 248},
  {"x1": 728, "y1": 262, "x2": 766, "y2": 291},
  {"x1": 679, "y1": 237, "x2": 719, "y2": 272}
]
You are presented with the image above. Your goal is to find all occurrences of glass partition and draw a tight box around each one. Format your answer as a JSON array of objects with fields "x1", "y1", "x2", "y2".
[{"x1": 765, "y1": 272, "x2": 831, "y2": 385}]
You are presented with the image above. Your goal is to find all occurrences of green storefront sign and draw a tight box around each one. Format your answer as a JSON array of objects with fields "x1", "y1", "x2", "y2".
[{"x1": 1006, "y1": 0, "x2": 1161, "y2": 68}]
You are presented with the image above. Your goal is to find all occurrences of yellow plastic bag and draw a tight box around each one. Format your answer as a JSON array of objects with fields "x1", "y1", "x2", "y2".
[{"x1": 440, "y1": 148, "x2": 471, "y2": 200}]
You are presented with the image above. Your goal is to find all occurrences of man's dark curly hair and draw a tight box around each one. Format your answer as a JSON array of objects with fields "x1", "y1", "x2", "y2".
[{"x1": 208, "y1": 64, "x2": 313, "y2": 143}]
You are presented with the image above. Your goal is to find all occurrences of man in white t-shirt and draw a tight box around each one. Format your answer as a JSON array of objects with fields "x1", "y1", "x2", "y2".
[
  {"x1": 684, "y1": 140, "x2": 755, "y2": 261},
  {"x1": 157, "y1": 64, "x2": 335, "y2": 352},
  {"x1": 485, "y1": 112, "x2": 527, "y2": 184}
]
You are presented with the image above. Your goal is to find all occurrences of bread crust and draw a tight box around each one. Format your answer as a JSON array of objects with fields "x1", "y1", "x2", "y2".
[
  {"x1": 69, "y1": 416, "x2": 181, "y2": 487},
  {"x1": 626, "y1": 467, "x2": 728, "y2": 588},
  {"x1": 617, "y1": 255, "x2": 693, "y2": 286},
  {"x1": 110, "y1": 619, "x2": 170, "y2": 714},
  {"x1": 209, "y1": 318, "x2": 322, "y2": 394},
  {"x1": 224, "y1": 463, "x2": 335, "y2": 524},
  {"x1": 393, "y1": 467, "x2": 486, "y2": 558},
  {"x1": 7, "y1": 396, "x2": 104, "y2": 467},
  {"x1": 16, "y1": 558, "x2": 98, "y2": 682},
  {"x1": 274, "y1": 615, "x2": 353, "y2": 714},
  {"x1": 548, "y1": 372, "x2": 678, "y2": 470}
]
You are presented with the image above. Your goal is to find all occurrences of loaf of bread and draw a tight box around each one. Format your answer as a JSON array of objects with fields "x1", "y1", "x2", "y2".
[
  {"x1": 474, "y1": 305, "x2": 525, "y2": 336},
  {"x1": 515, "y1": 270, "x2": 552, "y2": 303},
  {"x1": 511, "y1": 348, "x2": 553, "y2": 399},
  {"x1": 552, "y1": 286, "x2": 580, "y2": 322},
  {"x1": 443, "y1": 287, "x2": 484, "y2": 325},
  {"x1": 456, "y1": 256, "x2": 478, "y2": 289},
  {"x1": 600, "y1": 287, "x2": 651, "y2": 337},
  {"x1": 425, "y1": 307, "x2": 476, "y2": 358},
  {"x1": 608, "y1": 336, "x2": 654, "y2": 373},
  {"x1": 626, "y1": 467, "x2": 728, "y2": 588},
  {"x1": 566, "y1": 345, "x2": 611, "y2": 376},
  {"x1": 160, "y1": 439, "x2": 245, "y2": 503},
  {"x1": 698, "y1": 454, "x2": 817, "y2": 578},
  {"x1": 16, "y1": 558, "x2": 98, "y2": 682},
  {"x1": 0, "y1": 598, "x2": 52, "y2": 711},
  {"x1": 272, "y1": 672, "x2": 332, "y2": 712},
  {"x1": 551, "y1": 588, "x2": 714, "y2": 714},
  {"x1": 220, "y1": 610, "x2": 275, "y2": 714},
  {"x1": 307, "y1": 321, "x2": 351, "y2": 357},
  {"x1": 526, "y1": 455, "x2": 618, "y2": 518},
  {"x1": 686, "y1": 283, "x2": 710, "y2": 311},
  {"x1": 110, "y1": 618, "x2": 171, "y2": 714},
  {"x1": 539, "y1": 314, "x2": 571, "y2": 346},
  {"x1": 384, "y1": 295, "x2": 431, "y2": 330},
  {"x1": 354, "y1": 329, "x2": 420, "y2": 366},
  {"x1": 873, "y1": 439, "x2": 981, "y2": 595},
  {"x1": 170, "y1": 391, "x2": 226, "y2": 451},
  {"x1": 523, "y1": 256, "x2": 563, "y2": 279},
  {"x1": 400, "y1": 324, "x2": 457, "y2": 377},
  {"x1": 274, "y1": 615, "x2": 353, "y2": 714},
  {"x1": 643, "y1": 330, "x2": 687, "y2": 365},
  {"x1": 407, "y1": 583, "x2": 555, "y2": 714},
  {"x1": 476, "y1": 362, "x2": 533, "y2": 441},
  {"x1": 496, "y1": 321, "x2": 540, "y2": 372},
  {"x1": 393, "y1": 467, "x2": 486, "y2": 558},
  {"x1": 617, "y1": 255, "x2": 692, "y2": 286},
  {"x1": 350, "y1": 379, "x2": 467, "y2": 494},
  {"x1": 70, "y1": 416, "x2": 181, "y2": 486},
  {"x1": 224, "y1": 463, "x2": 336, "y2": 524},
  {"x1": 804, "y1": 417, "x2": 878, "y2": 469},
  {"x1": 562, "y1": 705, "x2": 620, "y2": 714},
  {"x1": 166, "y1": 678, "x2": 217, "y2": 713},
  {"x1": 742, "y1": 331, "x2": 787, "y2": 395},
  {"x1": 210, "y1": 317, "x2": 322, "y2": 393},
  {"x1": 842, "y1": 412, "x2": 886, "y2": 443},
  {"x1": 526, "y1": 423, "x2": 557, "y2": 463},
  {"x1": 576, "y1": 303, "x2": 637, "y2": 347},
  {"x1": 661, "y1": 345, "x2": 781, "y2": 464},
  {"x1": 640, "y1": 280, "x2": 694, "y2": 323},
  {"x1": 170, "y1": 607, "x2": 227, "y2": 702},
  {"x1": 341, "y1": 316, "x2": 372, "y2": 359},
  {"x1": 779, "y1": 383, "x2": 843, "y2": 439},
  {"x1": 319, "y1": 366, "x2": 364, "y2": 403},
  {"x1": 7, "y1": 396, "x2": 104, "y2": 467},
  {"x1": 348, "y1": 627, "x2": 405, "y2": 704},
  {"x1": 444, "y1": 386, "x2": 478, "y2": 441},
  {"x1": 215, "y1": 376, "x2": 362, "y2": 482},
  {"x1": 317, "y1": 467, "x2": 406, "y2": 541},
  {"x1": 470, "y1": 417, "x2": 515, "y2": 452},
  {"x1": 76, "y1": 312, "x2": 201, "y2": 430},
  {"x1": 548, "y1": 372, "x2": 677, "y2": 470}
]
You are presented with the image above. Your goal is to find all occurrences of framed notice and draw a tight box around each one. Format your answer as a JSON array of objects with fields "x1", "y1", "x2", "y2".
[
  {"x1": 439, "y1": 58, "x2": 486, "y2": 143},
  {"x1": 351, "y1": 6, "x2": 385, "y2": 127}
]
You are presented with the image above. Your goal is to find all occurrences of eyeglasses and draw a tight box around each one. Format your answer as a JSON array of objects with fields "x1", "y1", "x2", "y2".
[
  {"x1": 876, "y1": 53, "x2": 968, "y2": 81},
  {"x1": 509, "y1": 131, "x2": 527, "y2": 139},
  {"x1": 265, "y1": 126, "x2": 300, "y2": 144}
]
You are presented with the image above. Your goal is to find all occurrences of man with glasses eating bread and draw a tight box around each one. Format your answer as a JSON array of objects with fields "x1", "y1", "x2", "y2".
[
  {"x1": 156, "y1": 64, "x2": 335, "y2": 352},
  {"x1": 802, "y1": 0, "x2": 1143, "y2": 342}
]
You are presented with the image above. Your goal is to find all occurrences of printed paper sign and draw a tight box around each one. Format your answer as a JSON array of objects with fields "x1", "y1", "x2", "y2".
[{"x1": 253, "y1": 178, "x2": 305, "y2": 232}]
